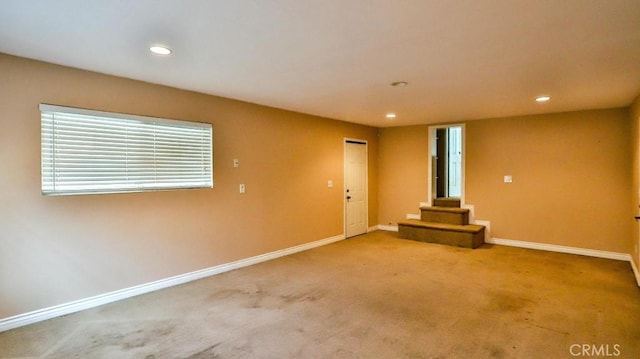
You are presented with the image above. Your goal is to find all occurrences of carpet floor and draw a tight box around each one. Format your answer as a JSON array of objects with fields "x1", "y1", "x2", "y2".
[{"x1": 1, "y1": 230, "x2": 639, "y2": 358}]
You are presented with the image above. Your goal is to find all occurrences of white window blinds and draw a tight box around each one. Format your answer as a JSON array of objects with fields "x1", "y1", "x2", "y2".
[{"x1": 41, "y1": 104, "x2": 213, "y2": 195}]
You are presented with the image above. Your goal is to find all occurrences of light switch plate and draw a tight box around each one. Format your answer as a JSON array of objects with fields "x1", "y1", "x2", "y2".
[
  {"x1": 328, "y1": 180, "x2": 333, "y2": 188},
  {"x1": 239, "y1": 184, "x2": 245, "y2": 193},
  {"x1": 233, "y1": 159, "x2": 239, "y2": 168}
]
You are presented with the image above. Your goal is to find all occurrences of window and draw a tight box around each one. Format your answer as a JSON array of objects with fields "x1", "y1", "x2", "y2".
[{"x1": 40, "y1": 104, "x2": 213, "y2": 195}]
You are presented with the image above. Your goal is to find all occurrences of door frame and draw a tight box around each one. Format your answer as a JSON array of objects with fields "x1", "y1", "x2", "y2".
[
  {"x1": 427, "y1": 124, "x2": 465, "y2": 206},
  {"x1": 344, "y1": 138, "x2": 369, "y2": 237}
]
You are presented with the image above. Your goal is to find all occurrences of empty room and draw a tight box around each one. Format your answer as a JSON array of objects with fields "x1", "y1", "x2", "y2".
[{"x1": 1, "y1": 1, "x2": 639, "y2": 358}]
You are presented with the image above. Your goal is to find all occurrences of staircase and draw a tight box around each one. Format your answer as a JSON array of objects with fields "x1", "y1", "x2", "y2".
[{"x1": 398, "y1": 198, "x2": 485, "y2": 249}]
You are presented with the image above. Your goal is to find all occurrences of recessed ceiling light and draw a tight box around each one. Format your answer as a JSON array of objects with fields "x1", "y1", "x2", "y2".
[
  {"x1": 535, "y1": 95, "x2": 551, "y2": 102},
  {"x1": 391, "y1": 81, "x2": 408, "y2": 87},
  {"x1": 386, "y1": 113, "x2": 397, "y2": 119},
  {"x1": 149, "y1": 45, "x2": 172, "y2": 55}
]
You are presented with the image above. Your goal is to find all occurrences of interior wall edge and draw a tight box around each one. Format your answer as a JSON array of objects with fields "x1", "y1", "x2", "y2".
[
  {"x1": 631, "y1": 257, "x2": 640, "y2": 287},
  {"x1": 630, "y1": 93, "x2": 640, "y2": 276},
  {"x1": 367, "y1": 225, "x2": 379, "y2": 233}
]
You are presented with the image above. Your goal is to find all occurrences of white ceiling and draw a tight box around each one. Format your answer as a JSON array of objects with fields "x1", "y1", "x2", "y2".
[{"x1": 0, "y1": 0, "x2": 639, "y2": 127}]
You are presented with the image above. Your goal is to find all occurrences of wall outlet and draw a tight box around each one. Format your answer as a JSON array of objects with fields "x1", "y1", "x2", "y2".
[{"x1": 504, "y1": 175, "x2": 513, "y2": 183}]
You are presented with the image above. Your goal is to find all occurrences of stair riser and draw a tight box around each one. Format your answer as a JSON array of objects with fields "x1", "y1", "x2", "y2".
[
  {"x1": 398, "y1": 225, "x2": 484, "y2": 249},
  {"x1": 420, "y1": 210, "x2": 469, "y2": 225},
  {"x1": 433, "y1": 198, "x2": 461, "y2": 207}
]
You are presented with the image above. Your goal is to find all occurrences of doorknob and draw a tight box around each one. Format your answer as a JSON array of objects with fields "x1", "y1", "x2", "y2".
[{"x1": 346, "y1": 195, "x2": 352, "y2": 200}]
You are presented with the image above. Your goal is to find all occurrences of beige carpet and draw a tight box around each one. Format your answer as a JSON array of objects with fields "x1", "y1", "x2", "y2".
[{"x1": 1, "y1": 230, "x2": 639, "y2": 358}]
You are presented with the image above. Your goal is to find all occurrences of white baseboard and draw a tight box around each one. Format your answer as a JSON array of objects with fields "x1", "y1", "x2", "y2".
[
  {"x1": 378, "y1": 224, "x2": 399, "y2": 232},
  {"x1": 419, "y1": 202, "x2": 429, "y2": 207},
  {"x1": 475, "y1": 215, "x2": 639, "y2": 286},
  {"x1": 406, "y1": 213, "x2": 420, "y2": 220},
  {"x1": 474, "y1": 220, "x2": 491, "y2": 240},
  {"x1": 380, "y1": 216, "x2": 640, "y2": 286},
  {"x1": 367, "y1": 225, "x2": 379, "y2": 232},
  {"x1": 486, "y1": 237, "x2": 630, "y2": 261},
  {"x1": 487, "y1": 237, "x2": 640, "y2": 287},
  {"x1": 0, "y1": 233, "x2": 345, "y2": 333}
]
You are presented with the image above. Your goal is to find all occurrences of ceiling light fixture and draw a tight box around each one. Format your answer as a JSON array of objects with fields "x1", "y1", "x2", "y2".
[
  {"x1": 391, "y1": 81, "x2": 408, "y2": 87},
  {"x1": 535, "y1": 95, "x2": 551, "y2": 102},
  {"x1": 149, "y1": 45, "x2": 172, "y2": 55},
  {"x1": 386, "y1": 113, "x2": 397, "y2": 119}
]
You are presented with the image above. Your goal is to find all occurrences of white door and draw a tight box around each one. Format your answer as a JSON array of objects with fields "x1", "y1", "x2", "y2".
[
  {"x1": 447, "y1": 127, "x2": 462, "y2": 197},
  {"x1": 345, "y1": 140, "x2": 368, "y2": 238}
]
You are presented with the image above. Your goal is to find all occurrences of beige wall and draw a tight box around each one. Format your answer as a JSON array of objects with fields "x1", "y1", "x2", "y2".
[
  {"x1": 631, "y1": 95, "x2": 640, "y2": 270},
  {"x1": 1, "y1": 51, "x2": 637, "y2": 320},
  {"x1": 377, "y1": 125, "x2": 430, "y2": 226},
  {"x1": 0, "y1": 53, "x2": 378, "y2": 319},
  {"x1": 379, "y1": 109, "x2": 632, "y2": 254},
  {"x1": 466, "y1": 109, "x2": 631, "y2": 253}
]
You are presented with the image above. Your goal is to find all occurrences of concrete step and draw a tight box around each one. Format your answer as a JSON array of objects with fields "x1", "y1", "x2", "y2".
[
  {"x1": 433, "y1": 197, "x2": 461, "y2": 208},
  {"x1": 420, "y1": 206, "x2": 469, "y2": 225},
  {"x1": 398, "y1": 220, "x2": 485, "y2": 249}
]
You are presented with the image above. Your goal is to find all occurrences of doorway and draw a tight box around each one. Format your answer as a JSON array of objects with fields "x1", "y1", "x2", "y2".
[
  {"x1": 429, "y1": 125, "x2": 464, "y2": 204},
  {"x1": 344, "y1": 139, "x2": 368, "y2": 238}
]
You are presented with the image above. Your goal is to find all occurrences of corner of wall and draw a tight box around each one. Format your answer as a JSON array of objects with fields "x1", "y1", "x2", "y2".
[{"x1": 631, "y1": 93, "x2": 640, "y2": 280}]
